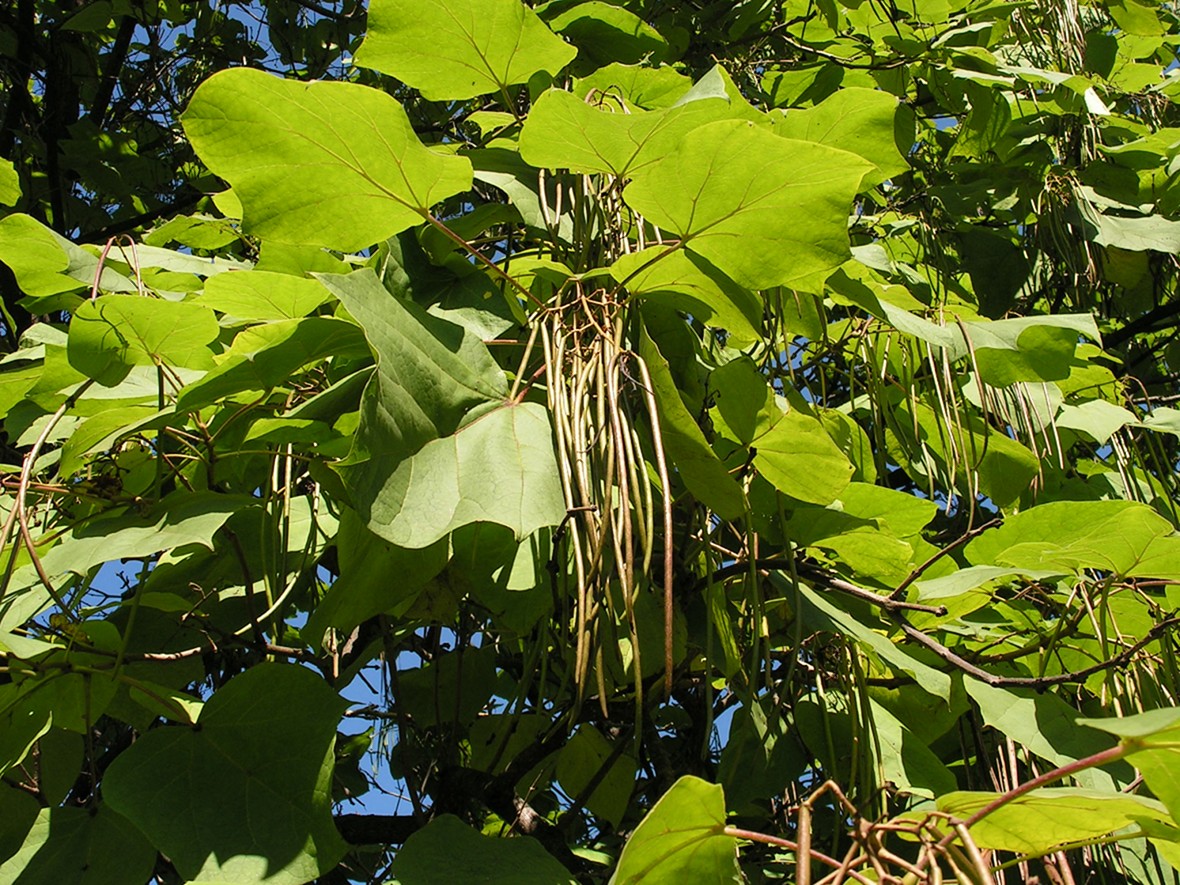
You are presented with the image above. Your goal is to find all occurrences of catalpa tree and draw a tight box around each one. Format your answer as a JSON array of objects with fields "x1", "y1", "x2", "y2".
[{"x1": 1, "y1": 0, "x2": 1180, "y2": 882}]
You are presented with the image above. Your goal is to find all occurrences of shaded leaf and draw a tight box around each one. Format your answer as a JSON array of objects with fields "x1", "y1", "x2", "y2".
[
  {"x1": 103, "y1": 663, "x2": 347, "y2": 885},
  {"x1": 359, "y1": 401, "x2": 565, "y2": 549},
  {"x1": 0, "y1": 806, "x2": 155, "y2": 885},
  {"x1": 392, "y1": 815, "x2": 575, "y2": 884},
  {"x1": 638, "y1": 323, "x2": 746, "y2": 520}
]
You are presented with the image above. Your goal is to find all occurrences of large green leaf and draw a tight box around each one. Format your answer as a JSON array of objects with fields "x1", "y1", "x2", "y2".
[
  {"x1": 103, "y1": 663, "x2": 347, "y2": 885},
  {"x1": 323, "y1": 269, "x2": 507, "y2": 464},
  {"x1": 941, "y1": 788, "x2": 1176, "y2": 854},
  {"x1": 610, "y1": 776, "x2": 739, "y2": 885},
  {"x1": 39, "y1": 493, "x2": 258, "y2": 576},
  {"x1": 623, "y1": 120, "x2": 873, "y2": 289},
  {"x1": 0, "y1": 158, "x2": 18, "y2": 206},
  {"x1": 965, "y1": 500, "x2": 1174, "y2": 576},
  {"x1": 769, "y1": 87, "x2": 909, "y2": 186},
  {"x1": 753, "y1": 408, "x2": 854, "y2": 505},
  {"x1": 0, "y1": 214, "x2": 133, "y2": 300},
  {"x1": 355, "y1": 0, "x2": 576, "y2": 101},
  {"x1": 359, "y1": 401, "x2": 566, "y2": 549},
  {"x1": 520, "y1": 88, "x2": 728, "y2": 177},
  {"x1": 67, "y1": 294, "x2": 218, "y2": 386},
  {"x1": 0, "y1": 806, "x2": 156, "y2": 885},
  {"x1": 201, "y1": 270, "x2": 332, "y2": 320},
  {"x1": 183, "y1": 69, "x2": 472, "y2": 250},
  {"x1": 391, "y1": 815, "x2": 575, "y2": 884},
  {"x1": 966, "y1": 680, "x2": 1121, "y2": 776}
]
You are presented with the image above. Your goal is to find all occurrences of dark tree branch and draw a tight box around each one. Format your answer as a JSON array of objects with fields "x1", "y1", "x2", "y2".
[
  {"x1": 88, "y1": 15, "x2": 137, "y2": 127},
  {"x1": 1105, "y1": 297, "x2": 1180, "y2": 348},
  {"x1": 334, "y1": 813, "x2": 419, "y2": 845},
  {"x1": 77, "y1": 189, "x2": 204, "y2": 243}
]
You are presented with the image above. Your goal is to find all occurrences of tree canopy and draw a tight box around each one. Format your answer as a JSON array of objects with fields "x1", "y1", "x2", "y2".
[{"x1": 2, "y1": 0, "x2": 1180, "y2": 882}]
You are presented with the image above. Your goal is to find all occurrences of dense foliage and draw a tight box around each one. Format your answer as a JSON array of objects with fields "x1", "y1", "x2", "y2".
[{"x1": 2, "y1": 0, "x2": 1180, "y2": 882}]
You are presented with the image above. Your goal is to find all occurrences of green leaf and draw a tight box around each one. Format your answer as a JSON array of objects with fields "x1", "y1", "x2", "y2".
[
  {"x1": 769, "y1": 87, "x2": 909, "y2": 185},
  {"x1": 103, "y1": 663, "x2": 347, "y2": 885},
  {"x1": 546, "y1": 1, "x2": 670, "y2": 69},
  {"x1": 358, "y1": 401, "x2": 566, "y2": 549},
  {"x1": 1079, "y1": 707, "x2": 1180, "y2": 821},
  {"x1": 0, "y1": 685, "x2": 51, "y2": 778},
  {"x1": 966, "y1": 680, "x2": 1120, "y2": 774},
  {"x1": 201, "y1": 270, "x2": 332, "y2": 320},
  {"x1": 612, "y1": 248, "x2": 761, "y2": 342},
  {"x1": 1055, "y1": 398, "x2": 1141, "y2": 443},
  {"x1": 302, "y1": 508, "x2": 448, "y2": 647},
  {"x1": 39, "y1": 493, "x2": 258, "y2": 576},
  {"x1": 753, "y1": 408, "x2": 853, "y2": 505},
  {"x1": 946, "y1": 788, "x2": 1177, "y2": 854},
  {"x1": 611, "y1": 776, "x2": 739, "y2": 885},
  {"x1": 0, "y1": 806, "x2": 156, "y2": 885},
  {"x1": 0, "y1": 158, "x2": 19, "y2": 206},
  {"x1": 183, "y1": 69, "x2": 472, "y2": 250},
  {"x1": 624, "y1": 120, "x2": 873, "y2": 289},
  {"x1": 870, "y1": 699, "x2": 956, "y2": 798},
  {"x1": 837, "y1": 482, "x2": 938, "y2": 538},
  {"x1": 57, "y1": 403, "x2": 161, "y2": 476},
  {"x1": 962, "y1": 314, "x2": 1100, "y2": 387},
  {"x1": 966, "y1": 500, "x2": 1173, "y2": 576},
  {"x1": 0, "y1": 214, "x2": 132, "y2": 299},
  {"x1": 176, "y1": 317, "x2": 369, "y2": 410},
  {"x1": 574, "y1": 63, "x2": 693, "y2": 109},
  {"x1": 391, "y1": 815, "x2": 576, "y2": 884},
  {"x1": 67, "y1": 294, "x2": 218, "y2": 385},
  {"x1": 557, "y1": 726, "x2": 637, "y2": 829},
  {"x1": 521, "y1": 88, "x2": 728, "y2": 177},
  {"x1": 355, "y1": 0, "x2": 576, "y2": 101},
  {"x1": 324, "y1": 269, "x2": 507, "y2": 462},
  {"x1": 638, "y1": 323, "x2": 746, "y2": 520}
]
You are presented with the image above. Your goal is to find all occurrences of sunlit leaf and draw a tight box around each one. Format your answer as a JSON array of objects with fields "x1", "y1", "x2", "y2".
[
  {"x1": 624, "y1": 120, "x2": 873, "y2": 289},
  {"x1": 770, "y1": 87, "x2": 910, "y2": 185},
  {"x1": 67, "y1": 294, "x2": 218, "y2": 386},
  {"x1": 943, "y1": 788, "x2": 1175, "y2": 854},
  {"x1": 611, "y1": 776, "x2": 739, "y2": 885},
  {"x1": 183, "y1": 69, "x2": 472, "y2": 250},
  {"x1": 360, "y1": 401, "x2": 565, "y2": 549},
  {"x1": 356, "y1": 0, "x2": 576, "y2": 100},
  {"x1": 520, "y1": 88, "x2": 728, "y2": 177}
]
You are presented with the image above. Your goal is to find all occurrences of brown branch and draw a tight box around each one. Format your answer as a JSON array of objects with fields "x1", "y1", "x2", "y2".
[
  {"x1": 890, "y1": 613, "x2": 1180, "y2": 689},
  {"x1": 889, "y1": 518, "x2": 1000, "y2": 600},
  {"x1": 695, "y1": 558, "x2": 949, "y2": 616}
]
